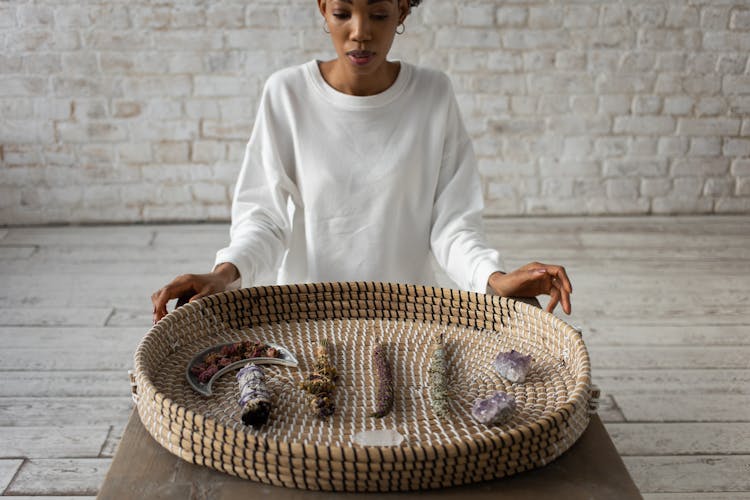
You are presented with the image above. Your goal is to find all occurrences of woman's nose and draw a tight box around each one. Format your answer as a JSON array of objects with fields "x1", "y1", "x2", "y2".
[{"x1": 350, "y1": 15, "x2": 372, "y2": 41}]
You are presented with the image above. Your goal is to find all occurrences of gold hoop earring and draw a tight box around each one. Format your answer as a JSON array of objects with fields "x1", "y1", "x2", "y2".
[
  {"x1": 323, "y1": 22, "x2": 330, "y2": 34},
  {"x1": 396, "y1": 23, "x2": 405, "y2": 35}
]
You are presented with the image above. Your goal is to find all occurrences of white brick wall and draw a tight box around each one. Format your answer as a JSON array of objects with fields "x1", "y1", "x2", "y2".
[{"x1": 1, "y1": 0, "x2": 750, "y2": 224}]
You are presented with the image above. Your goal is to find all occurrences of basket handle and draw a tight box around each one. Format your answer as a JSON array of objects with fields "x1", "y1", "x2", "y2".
[
  {"x1": 588, "y1": 384, "x2": 601, "y2": 414},
  {"x1": 128, "y1": 369, "x2": 139, "y2": 404}
]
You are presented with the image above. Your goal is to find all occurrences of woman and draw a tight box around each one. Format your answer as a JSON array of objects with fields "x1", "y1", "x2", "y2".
[{"x1": 151, "y1": 0, "x2": 572, "y2": 323}]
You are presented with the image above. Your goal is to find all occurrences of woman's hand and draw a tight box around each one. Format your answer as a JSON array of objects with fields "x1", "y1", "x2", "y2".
[
  {"x1": 487, "y1": 262, "x2": 573, "y2": 315},
  {"x1": 150, "y1": 263, "x2": 240, "y2": 324}
]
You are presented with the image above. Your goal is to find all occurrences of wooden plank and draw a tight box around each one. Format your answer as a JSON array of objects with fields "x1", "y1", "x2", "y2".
[
  {"x1": 584, "y1": 325, "x2": 750, "y2": 346},
  {"x1": 0, "y1": 246, "x2": 36, "y2": 259},
  {"x1": 5, "y1": 458, "x2": 111, "y2": 496},
  {"x1": 605, "y1": 423, "x2": 750, "y2": 455},
  {"x1": 0, "y1": 371, "x2": 131, "y2": 397},
  {"x1": 0, "y1": 259, "x2": 201, "y2": 276},
  {"x1": 0, "y1": 459, "x2": 23, "y2": 492},
  {"x1": 2, "y1": 227, "x2": 153, "y2": 246},
  {"x1": 623, "y1": 455, "x2": 750, "y2": 493},
  {"x1": 0, "y1": 327, "x2": 145, "y2": 349},
  {"x1": 0, "y1": 276, "x2": 164, "y2": 308},
  {"x1": 0, "y1": 398, "x2": 132, "y2": 427},
  {"x1": 0, "y1": 427, "x2": 110, "y2": 459},
  {"x1": 99, "y1": 425, "x2": 125, "y2": 458},
  {"x1": 0, "y1": 228, "x2": 7, "y2": 240},
  {"x1": 593, "y1": 369, "x2": 750, "y2": 395},
  {"x1": 105, "y1": 308, "x2": 154, "y2": 327},
  {"x1": 16, "y1": 245, "x2": 212, "y2": 264},
  {"x1": 588, "y1": 346, "x2": 750, "y2": 370},
  {"x1": 2, "y1": 497, "x2": 96, "y2": 500},
  {"x1": 597, "y1": 394, "x2": 626, "y2": 423},
  {"x1": 0, "y1": 308, "x2": 113, "y2": 327},
  {"x1": 617, "y1": 395, "x2": 750, "y2": 422}
]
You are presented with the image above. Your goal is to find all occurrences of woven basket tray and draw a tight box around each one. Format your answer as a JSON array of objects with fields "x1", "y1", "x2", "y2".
[{"x1": 132, "y1": 282, "x2": 591, "y2": 492}]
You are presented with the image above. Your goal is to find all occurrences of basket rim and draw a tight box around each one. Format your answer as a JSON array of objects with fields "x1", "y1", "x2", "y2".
[{"x1": 134, "y1": 281, "x2": 591, "y2": 464}]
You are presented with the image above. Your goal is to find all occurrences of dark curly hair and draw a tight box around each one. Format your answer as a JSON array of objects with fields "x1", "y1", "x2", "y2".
[{"x1": 408, "y1": 0, "x2": 423, "y2": 7}]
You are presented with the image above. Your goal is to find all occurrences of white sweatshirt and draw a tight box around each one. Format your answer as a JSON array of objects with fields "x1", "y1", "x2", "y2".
[{"x1": 215, "y1": 59, "x2": 504, "y2": 293}]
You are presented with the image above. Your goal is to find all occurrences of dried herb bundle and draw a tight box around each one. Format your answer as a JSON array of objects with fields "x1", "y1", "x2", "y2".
[
  {"x1": 300, "y1": 338, "x2": 339, "y2": 418},
  {"x1": 370, "y1": 341, "x2": 394, "y2": 418},
  {"x1": 428, "y1": 333, "x2": 449, "y2": 418},
  {"x1": 237, "y1": 363, "x2": 271, "y2": 428}
]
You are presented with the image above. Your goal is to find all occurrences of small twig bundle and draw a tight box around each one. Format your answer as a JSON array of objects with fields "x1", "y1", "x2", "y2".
[
  {"x1": 428, "y1": 333, "x2": 449, "y2": 418},
  {"x1": 236, "y1": 363, "x2": 271, "y2": 428},
  {"x1": 300, "y1": 338, "x2": 339, "y2": 418},
  {"x1": 370, "y1": 340, "x2": 394, "y2": 418}
]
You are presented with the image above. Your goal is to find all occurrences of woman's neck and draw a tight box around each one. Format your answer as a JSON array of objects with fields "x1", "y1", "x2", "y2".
[{"x1": 318, "y1": 59, "x2": 401, "y2": 96}]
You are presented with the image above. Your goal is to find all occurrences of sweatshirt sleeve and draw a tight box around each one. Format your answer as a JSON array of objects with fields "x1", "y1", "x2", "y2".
[
  {"x1": 430, "y1": 78, "x2": 505, "y2": 293},
  {"x1": 214, "y1": 79, "x2": 297, "y2": 287}
]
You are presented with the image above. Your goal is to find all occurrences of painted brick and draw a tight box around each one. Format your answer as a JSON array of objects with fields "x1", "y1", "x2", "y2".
[
  {"x1": 564, "y1": 6, "x2": 598, "y2": 28},
  {"x1": 154, "y1": 142, "x2": 190, "y2": 164},
  {"x1": 677, "y1": 118, "x2": 741, "y2": 136},
  {"x1": 731, "y1": 159, "x2": 750, "y2": 177},
  {"x1": 723, "y1": 75, "x2": 750, "y2": 94},
  {"x1": 207, "y1": 5, "x2": 245, "y2": 28},
  {"x1": 704, "y1": 177, "x2": 734, "y2": 197},
  {"x1": 671, "y1": 158, "x2": 729, "y2": 177},
  {"x1": 715, "y1": 197, "x2": 750, "y2": 213},
  {"x1": 663, "y1": 95, "x2": 695, "y2": 115},
  {"x1": 724, "y1": 138, "x2": 750, "y2": 157},
  {"x1": 641, "y1": 178, "x2": 671, "y2": 197},
  {"x1": 703, "y1": 31, "x2": 750, "y2": 51},
  {"x1": 613, "y1": 116, "x2": 674, "y2": 135},
  {"x1": 117, "y1": 143, "x2": 151, "y2": 163},
  {"x1": 689, "y1": 137, "x2": 722, "y2": 157},
  {"x1": 503, "y1": 30, "x2": 569, "y2": 50},
  {"x1": 603, "y1": 159, "x2": 667, "y2": 178},
  {"x1": 665, "y1": 5, "x2": 699, "y2": 28},
  {"x1": 658, "y1": 137, "x2": 689, "y2": 156},
  {"x1": 1, "y1": 120, "x2": 55, "y2": 144},
  {"x1": 652, "y1": 196, "x2": 713, "y2": 214},
  {"x1": 738, "y1": 178, "x2": 750, "y2": 196},
  {"x1": 496, "y1": 6, "x2": 526, "y2": 27},
  {"x1": 192, "y1": 183, "x2": 227, "y2": 203},
  {"x1": 718, "y1": 53, "x2": 747, "y2": 74},
  {"x1": 606, "y1": 178, "x2": 639, "y2": 199},
  {"x1": 459, "y1": 5, "x2": 495, "y2": 27},
  {"x1": 529, "y1": 6, "x2": 563, "y2": 29},
  {"x1": 656, "y1": 52, "x2": 686, "y2": 72},
  {"x1": 701, "y1": 7, "x2": 730, "y2": 29},
  {"x1": 730, "y1": 9, "x2": 750, "y2": 29},
  {"x1": 632, "y1": 95, "x2": 662, "y2": 115},
  {"x1": 57, "y1": 122, "x2": 128, "y2": 143}
]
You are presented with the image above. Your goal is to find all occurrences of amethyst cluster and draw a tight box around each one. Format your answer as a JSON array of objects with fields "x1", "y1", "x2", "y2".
[
  {"x1": 471, "y1": 391, "x2": 516, "y2": 425},
  {"x1": 493, "y1": 349, "x2": 532, "y2": 383}
]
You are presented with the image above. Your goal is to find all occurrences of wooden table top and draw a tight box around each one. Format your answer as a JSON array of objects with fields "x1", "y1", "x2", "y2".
[{"x1": 97, "y1": 410, "x2": 641, "y2": 499}]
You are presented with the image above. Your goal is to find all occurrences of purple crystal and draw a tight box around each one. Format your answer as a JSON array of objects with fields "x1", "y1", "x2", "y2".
[
  {"x1": 471, "y1": 391, "x2": 516, "y2": 425},
  {"x1": 493, "y1": 349, "x2": 532, "y2": 383}
]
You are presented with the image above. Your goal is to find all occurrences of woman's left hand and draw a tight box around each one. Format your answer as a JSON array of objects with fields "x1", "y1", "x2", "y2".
[{"x1": 487, "y1": 262, "x2": 573, "y2": 315}]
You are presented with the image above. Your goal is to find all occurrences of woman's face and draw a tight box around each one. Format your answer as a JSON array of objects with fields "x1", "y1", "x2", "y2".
[{"x1": 318, "y1": 0, "x2": 408, "y2": 75}]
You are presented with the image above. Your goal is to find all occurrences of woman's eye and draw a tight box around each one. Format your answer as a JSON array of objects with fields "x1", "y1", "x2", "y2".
[
  {"x1": 373, "y1": 14, "x2": 389, "y2": 20},
  {"x1": 332, "y1": 13, "x2": 350, "y2": 19}
]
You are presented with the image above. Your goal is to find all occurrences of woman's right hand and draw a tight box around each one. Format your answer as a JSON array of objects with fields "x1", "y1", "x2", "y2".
[{"x1": 151, "y1": 263, "x2": 240, "y2": 324}]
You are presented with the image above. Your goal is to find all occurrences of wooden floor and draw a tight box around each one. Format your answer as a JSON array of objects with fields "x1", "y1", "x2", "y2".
[{"x1": 0, "y1": 216, "x2": 748, "y2": 499}]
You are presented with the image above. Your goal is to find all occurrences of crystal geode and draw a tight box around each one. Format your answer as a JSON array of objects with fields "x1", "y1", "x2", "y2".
[
  {"x1": 471, "y1": 391, "x2": 516, "y2": 425},
  {"x1": 493, "y1": 349, "x2": 532, "y2": 383}
]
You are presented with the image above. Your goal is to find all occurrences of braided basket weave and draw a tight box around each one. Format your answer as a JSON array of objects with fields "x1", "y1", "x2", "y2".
[{"x1": 132, "y1": 282, "x2": 591, "y2": 492}]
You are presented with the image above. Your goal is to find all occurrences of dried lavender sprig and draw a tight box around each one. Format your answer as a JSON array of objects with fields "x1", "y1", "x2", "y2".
[
  {"x1": 370, "y1": 340, "x2": 394, "y2": 418},
  {"x1": 428, "y1": 333, "x2": 449, "y2": 419},
  {"x1": 300, "y1": 338, "x2": 338, "y2": 419}
]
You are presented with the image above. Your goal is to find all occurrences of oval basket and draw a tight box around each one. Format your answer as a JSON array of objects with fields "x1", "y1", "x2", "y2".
[{"x1": 132, "y1": 282, "x2": 591, "y2": 492}]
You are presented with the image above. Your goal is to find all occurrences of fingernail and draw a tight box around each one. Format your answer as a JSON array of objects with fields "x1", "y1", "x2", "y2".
[{"x1": 535, "y1": 269, "x2": 547, "y2": 274}]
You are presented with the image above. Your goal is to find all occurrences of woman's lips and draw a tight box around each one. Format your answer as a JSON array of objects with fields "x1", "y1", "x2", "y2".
[{"x1": 348, "y1": 52, "x2": 374, "y2": 66}]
